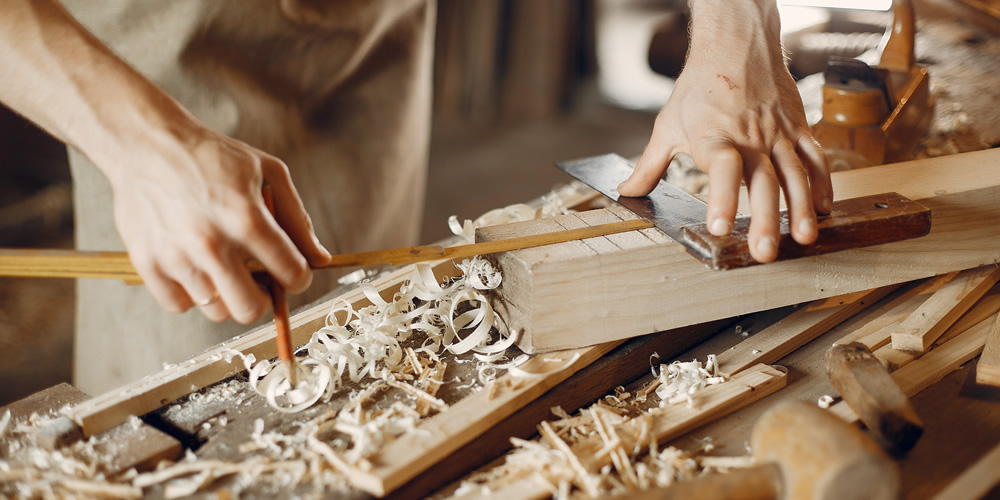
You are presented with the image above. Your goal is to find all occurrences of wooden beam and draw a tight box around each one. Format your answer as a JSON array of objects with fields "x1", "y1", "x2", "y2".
[
  {"x1": 480, "y1": 148, "x2": 1000, "y2": 352},
  {"x1": 975, "y1": 312, "x2": 1000, "y2": 387},
  {"x1": 874, "y1": 288, "x2": 1000, "y2": 371},
  {"x1": 890, "y1": 265, "x2": 1000, "y2": 352},
  {"x1": 715, "y1": 285, "x2": 898, "y2": 377},
  {"x1": 834, "y1": 273, "x2": 955, "y2": 349}
]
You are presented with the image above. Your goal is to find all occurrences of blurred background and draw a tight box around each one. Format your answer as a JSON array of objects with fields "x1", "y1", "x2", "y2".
[{"x1": 2, "y1": 0, "x2": 997, "y2": 405}]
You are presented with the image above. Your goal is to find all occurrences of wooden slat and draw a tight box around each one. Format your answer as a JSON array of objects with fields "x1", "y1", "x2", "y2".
[
  {"x1": 715, "y1": 285, "x2": 898, "y2": 377},
  {"x1": 834, "y1": 273, "x2": 956, "y2": 349},
  {"x1": 829, "y1": 312, "x2": 994, "y2": 423},
  {"x1": 480, "y1": 148, "x2": 1000, "y2": 352},
  {"x1": 0, "y1": 220, "x2": 650, "y2": 282},
  {"x1": 890, "y1": 265, "x2": 1000, "y2": 352},
  {"x1": 352, "y1": 341, "x2": 623, "y2": 496},
  {"x1": 874, "y1": 289, "x2": 1000, "y2": 371},
  {"x1": 975, "y1": 312, "x2": 1000, "y2": 387}
]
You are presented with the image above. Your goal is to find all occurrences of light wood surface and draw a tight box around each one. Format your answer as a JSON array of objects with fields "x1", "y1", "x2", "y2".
[
  {"x1": 715, "y1": 285, "x2": 898, "y2": 377},
  {"x1": 829, "y1": 311, "x2": 994, "y2": 423},
  {"x1": 975, "y1": 312, "x2": 1000, "y2": 387},
  {"x1": 0, "y1": 220, "x2": 650, "y2": 282},
  {"x1": 482, "y1": 149, "x2": 1000, "y2": 353},
  {"x1": 930, "y1": 438, "x2": 1000, "y2": 500},
  {"x1": 874, "y1": 288, "x2": 1000, "y2": 371},
  {"x1": 834, "y1": 273, "x2": 955, "y2": 349},
  {"x1": 890, "y1": 265, "x2": 1000, "y2": 352}
]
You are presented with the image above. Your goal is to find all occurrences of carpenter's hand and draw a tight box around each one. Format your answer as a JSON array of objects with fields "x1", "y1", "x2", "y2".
[
  {"x1": 109, "y1": 126, "x2": 332, "y2": 323},
  {"x1": 618, "y1": 1, "x2": 833, "y2": 264}
]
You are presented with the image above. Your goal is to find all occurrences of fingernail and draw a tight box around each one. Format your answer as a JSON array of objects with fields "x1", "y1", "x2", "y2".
[
  {"x1": 797, "y1": 218, "x2": 815, "y2": 236},
  {"x1": 616, "y1": 181, "x2": 630, "y2": 195},
  {"x1": 821, "y1": 197, "x2": 833, "y2": 213},
  {"x1": 314, "y1": 236, "x2": 332, "y2": 259},
  {"x1": 756, "y1": 237, "x2": 777, "y2": 258},
  {"x1": 709, "y1": 218, "x2": 731, "y2": 236}
]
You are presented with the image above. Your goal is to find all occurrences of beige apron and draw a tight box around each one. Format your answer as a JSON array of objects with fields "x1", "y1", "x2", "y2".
[{"x1": 61, "y1": 0, "x2": 435, "y2": 394}]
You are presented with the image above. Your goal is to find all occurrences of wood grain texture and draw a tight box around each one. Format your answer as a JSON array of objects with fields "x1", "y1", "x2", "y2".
[
  {"x1": 1, "y1": 383, "x2": 180, "y2": 474},
  {"x1": 834, "y1": 273, "x2": 955, "y2": 349},
  {"x1": 482, "y1": 149, "x2": 1000, "y2": 352},
  {"x1": 683, "y1": 192, "x2": 930, "y2": 270},
  {"x1": 825, "y1": 342, "x2": 923, "y2": 455},
  {"x1": 975, "y1": 312, "x2": 1000, "y2": 387},
  {"x1": 874, "y1": 287, "x2": 1000, "y2": 371},
  {"x1": 829, "y1": 312, "x2": 993, "y2": 424},
  {"x1": 890, "y1": 265, "x2": 1000, "y2": 352},
  {"x1": 66, "y1": 261, "x2": 461, "y2": 437},
  {"x1": 714, "y1": 285, "x2": 898, "y2": 377}
]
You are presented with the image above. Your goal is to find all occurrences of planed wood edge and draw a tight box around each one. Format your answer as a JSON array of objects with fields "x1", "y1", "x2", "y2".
[
  {"x1": 873, "y1": 289, "x2": 1000, "y2": 372},
  {"x1": 835, "y1": 273, "x2": 957, "y2": 349},
  {"x1": 352, "y1": 340, "x2": 624, "y2": 496},
  {"x1": 715, "y1": 285, "x2": 898, "y2": 377},
  {"x1": 975, "y1": 312, "x2": 1000, "y2": 387},
  {"x1": 890, "y1": 265, "x2": 1000, "y2": 352},
  {"x1": 930, "y1": 439, "x2": 1000, "y2": 500},
  {"x1": 829, "y1": 312, "x2": 993, "y2": 424}
]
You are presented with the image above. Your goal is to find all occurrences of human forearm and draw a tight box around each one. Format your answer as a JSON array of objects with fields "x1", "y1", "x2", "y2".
[
  {"x1": 0, "y1": 0, "x2": 196, "y2": 185},
  {"x1": 0, "y1": 0, "x2": 332, "y2": 323}
]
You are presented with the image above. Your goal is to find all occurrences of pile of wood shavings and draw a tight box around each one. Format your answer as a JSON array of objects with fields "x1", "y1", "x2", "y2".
[
  {"x1": 1, "y1": 193, "x2": 579, "y2": 498},
  {"x1": 0, "y1": 409, "x2": 146, "y2": 499},
  {"x1": 449, "y1": 356, "x2": 748, "y2": 499}
]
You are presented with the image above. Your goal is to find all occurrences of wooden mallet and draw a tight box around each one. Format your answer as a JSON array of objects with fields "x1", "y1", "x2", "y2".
[
  {"x1": 826, "y1": 342, "x2": 923, "y2": 456},
  {"x1": 616, "y1": 401, "x2": 899, "y2": 500}
]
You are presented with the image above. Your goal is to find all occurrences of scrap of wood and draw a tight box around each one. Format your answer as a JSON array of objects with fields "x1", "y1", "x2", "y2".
[
  {"x1": 974, "y1": 312, "x2": 1000, "y2": 387},
  {"x1": 3, "y1": 383, "x2": 181, "y2": 476},
  {"x1": 829, "y1": 311, "x2": 994, "y2": 424},
  {"x1": 890, "y1": 265, "x2": 1000, "y2": 352},
  {"x1": 577, "y1": 364, "x2": 786, "y2": 473},
  {"x1": 347, "y1": 342, "x2": 622, "y2": 496},
  {"x1": 930, "y1": 439, "x2": 1000, "y2": 500},
  {"x1": 834, "y1": 273, "x2": 956, "y2": 349},
  {"x1": 481, "y1": 148, "x2": 1000, "y2": 352},
  {"x1": 874, "y1": 289, "x2": 1000, "y2": 371},
  {"x1": 714, "y1": 285, "x2": 898, "y2": 377},
  {"x1": 484, "y1": 364, "x2": 786, "y2": 500}
]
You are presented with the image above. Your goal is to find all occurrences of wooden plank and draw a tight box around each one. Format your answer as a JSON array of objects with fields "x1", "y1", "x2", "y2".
[
  {"x1": 890, "y1": 265, "x2": 1000, "y2": 352},
  {"x1": 388, "y1": 317, "x2": 732, "y2": 499},
  {"x1": 715, "y1": 285, "x2": 898, "y2": 377},
  {"x1": 930, "y1": 439, "x2": 1000, "y2": 500},
  {"x1": 474, "y1": 364, "x2": 787, "y2": 499},
  {"x1": 66, "y1": 261, "x2": 461, "y2": 437},
  {"x1": 481, "y1": 148, "x2": 1000, "y2": 352},
  {"x1": 354, "y1": 341, "x2": 622, "y2": 496},
  {"x1": 834, "y1": 273, "x2": 955, "y2": 349},
  {"x1": 829, "y1": 312, "x2": 993, "y2": 424},
  {"x1": 975, "y1": 312, "x2": 1000, "y2": 387},
  {"x1": 874, "y1": 288, "x2": 1000, "y2": 371},
  {"x1": 0, "y1": 382, "x2": 89, "y2": 420},
  {"x1": 575, "y1": 364, "x2": 787, "y2": 473},
  {"x1": 1, "y1": 383, "x2": 181, "y2": 475}
]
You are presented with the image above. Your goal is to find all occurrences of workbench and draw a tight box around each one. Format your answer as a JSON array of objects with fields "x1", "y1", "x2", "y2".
[{"x1": 4, "y1": 0, "x2": 1000, "y2": 498}]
